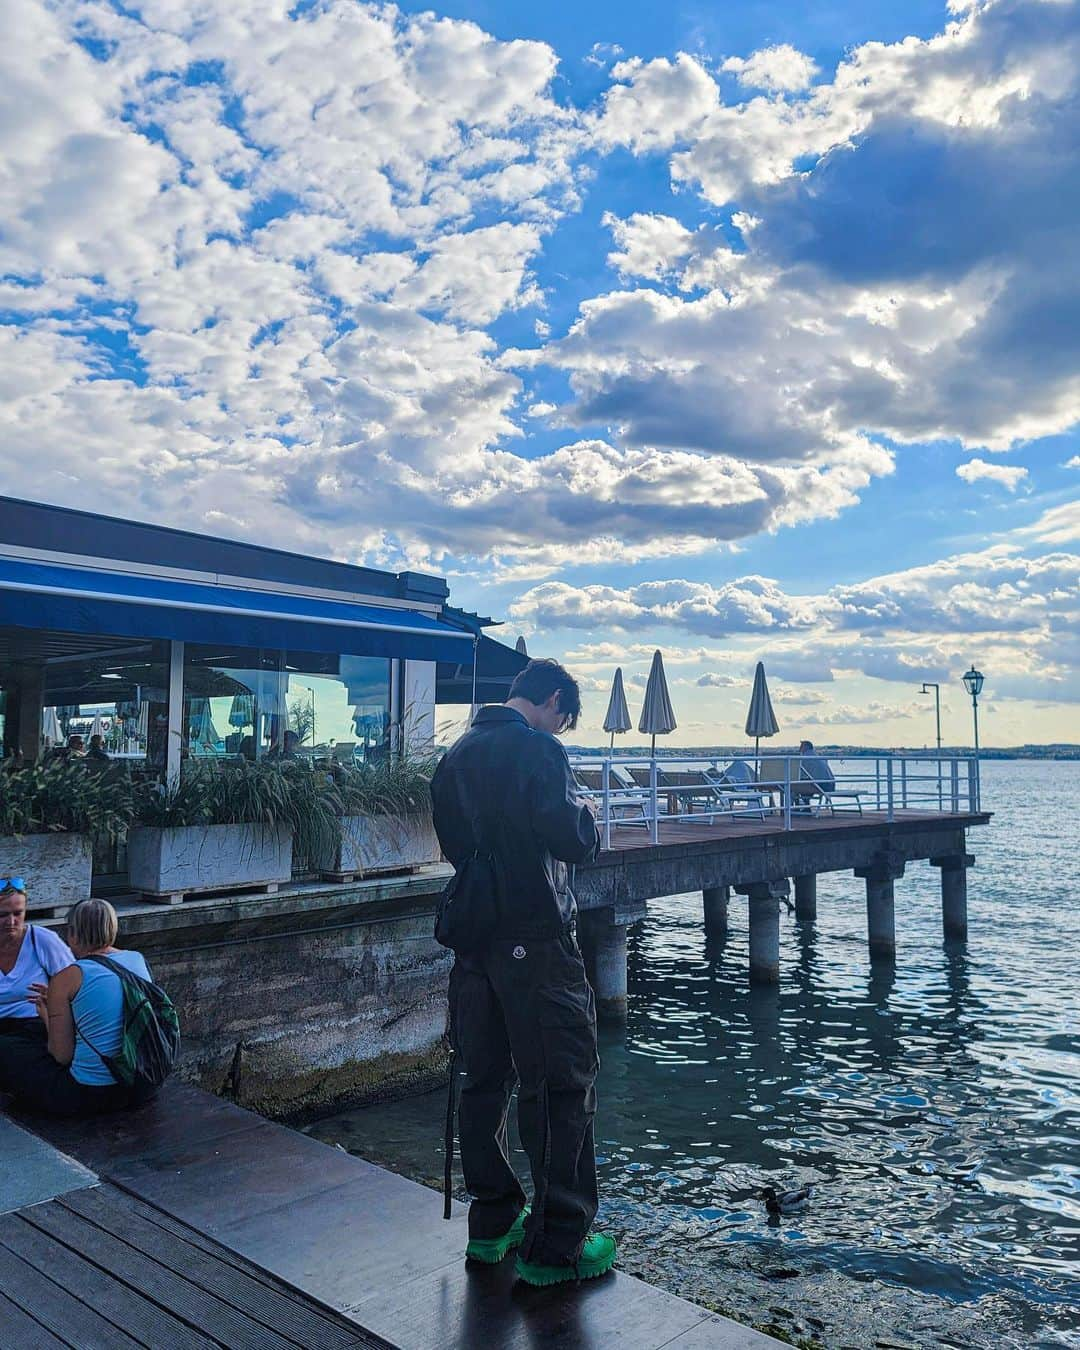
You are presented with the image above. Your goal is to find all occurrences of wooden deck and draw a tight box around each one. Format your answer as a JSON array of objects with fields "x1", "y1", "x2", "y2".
[
  {"x1": 0, "y1": 1184, "x2": 387, "y2": 1350},
  {"x1": 11, "y1": 1083, "x2": 783, "y2": 1349},
  {"x1": 598, "y1": 808, "x2": 988, "y2": 854}
]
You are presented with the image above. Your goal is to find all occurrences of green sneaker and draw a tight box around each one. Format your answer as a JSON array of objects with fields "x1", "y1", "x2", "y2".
[
  {"x1": 515, "y1": 1233, "x2": 617, "y2": 1287},
  {"x1": 465, "y1": 1206, "x2": 530, "y2": 1264}
]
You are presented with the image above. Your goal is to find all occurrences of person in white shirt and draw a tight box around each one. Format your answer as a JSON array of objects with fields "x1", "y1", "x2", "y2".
[{"x1": 0, "y1": 879, "x2": 75, "y2": 1042}]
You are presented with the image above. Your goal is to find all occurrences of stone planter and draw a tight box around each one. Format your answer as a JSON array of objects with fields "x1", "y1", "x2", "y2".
[
  {"x1": 0, "y1": 833, "x2": 92, "y2": 915},
  {"x1": 317, "y1": 811, "x2": 440, "y2": 880},
  {"x1": 127, "y1": 823, "x2": 293, "y2": 904}
]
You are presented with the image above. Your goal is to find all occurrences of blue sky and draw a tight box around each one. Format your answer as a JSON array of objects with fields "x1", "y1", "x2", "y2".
[{"x1": 1, "y1": 0, "x2": 1077, "y2": 746}]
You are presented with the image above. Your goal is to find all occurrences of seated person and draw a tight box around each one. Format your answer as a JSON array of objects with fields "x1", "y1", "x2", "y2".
[
  {"x1": 269, "y1": 729, "x2": 301, "y2": 760},
  {"x1": 86, "y1": 734, "x2": 110, "y2": 763},
  {"x1": 0, "y1": 899, "x2": 152, "y2": 1117},
  {"x1": 0, "y1": 879, "x2": 75, "y2": 1041},
  {"x1": 798, "y1": 741, "x2": 836, "y2": 796}
]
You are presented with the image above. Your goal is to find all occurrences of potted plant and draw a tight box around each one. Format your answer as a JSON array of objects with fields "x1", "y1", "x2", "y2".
[
  {"x1": 0, "y1": 760, "x2": 135, "y2": 912},
  {"x1": 317, "y1": 750, "x2": 440, "y2": 880},
  {"x1": 128, "y1": 760, "x2": 342, "y2": 903}
]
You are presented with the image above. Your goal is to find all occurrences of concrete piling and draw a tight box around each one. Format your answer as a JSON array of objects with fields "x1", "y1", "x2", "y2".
[
  {"x1": 736, "y1": 879, "x2": 789, "y2": 984},
  {"x1": 702, "y1": 885, "x2": 729, "y2": 939},
  {"x1": 793, "y1": 874, "x2": 817, "y2": 922},
  {"x1": 855, "y1": 856, "x2": 905, "y2": 960},
  {"x1": 579, "y1": 909, "x2": 628, "y2": 1020},
  {"x1": 931, "y1": 853, "x2": 974, "y2": 941}
]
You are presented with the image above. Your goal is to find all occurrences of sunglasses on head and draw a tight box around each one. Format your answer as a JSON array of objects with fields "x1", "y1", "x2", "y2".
[{"x1": 0, "y1": 878, "x2": 27, "y2": 893}]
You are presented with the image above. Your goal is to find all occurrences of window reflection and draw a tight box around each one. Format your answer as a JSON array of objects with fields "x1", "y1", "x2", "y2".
[{"x1": 182, "y1": 645, "x2": 391, "y2": 765}]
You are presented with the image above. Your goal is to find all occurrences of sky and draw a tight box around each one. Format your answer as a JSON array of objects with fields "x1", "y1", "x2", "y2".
[{"x1": 1, "y1": 0, "x2": 1078, "y2": 749}]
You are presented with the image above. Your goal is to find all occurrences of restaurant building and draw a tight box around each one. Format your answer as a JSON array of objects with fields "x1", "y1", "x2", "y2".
[{"x1": 0, "y1": 495, "x2": 526, "y2": 780}]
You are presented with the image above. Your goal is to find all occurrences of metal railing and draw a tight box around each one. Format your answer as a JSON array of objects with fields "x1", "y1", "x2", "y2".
[{"x1": 567, "y1": 751, "x2": 982, "y2": 849}]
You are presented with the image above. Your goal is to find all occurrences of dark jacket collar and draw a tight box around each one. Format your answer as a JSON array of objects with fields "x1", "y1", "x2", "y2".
[{"x1": 472, "y1": 705, "x2": 529, "y2": 729}]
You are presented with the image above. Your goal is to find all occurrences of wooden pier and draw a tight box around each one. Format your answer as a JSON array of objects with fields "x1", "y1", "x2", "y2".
[
  {"x1": 575, "y1": 807, "x2": 990, "y2": 1014},
  {"x1": 5, "y1": 1084, "x2": 784, "y2": 1349}
]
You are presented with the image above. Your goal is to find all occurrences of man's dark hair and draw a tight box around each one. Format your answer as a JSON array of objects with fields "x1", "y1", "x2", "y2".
[
  {"x1": 799, "y1": 740, "x2": 814, "y2": 752},
  {"x1": 507, "y1": 658, "x2": 582, "y2": 730}
]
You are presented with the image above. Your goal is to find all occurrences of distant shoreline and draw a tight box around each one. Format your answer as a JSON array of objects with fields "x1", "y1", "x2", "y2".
[{"x1": 568, "y1": 744, "x2": 1080, "y2": 761}]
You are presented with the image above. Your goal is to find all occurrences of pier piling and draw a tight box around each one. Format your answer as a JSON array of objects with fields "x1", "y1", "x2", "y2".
[
  {"x1": 702, "y1": 885, "x2": 729, "y2": 939},
  {"x1": 932, "y1": 852, "x2": 974, "y2": 941},
  {"x1": 579, "y1": 908, "x2": 628, "y2": 1020},
  {"x1": 793, "y1": 874, "x2": 818, "y2": 922},
  {"x1": 737, "y1": 880, "x2": 789, "y2": 984},
  {"x1": 855, "y1": 856, "x2": 905, "y2": 960}
]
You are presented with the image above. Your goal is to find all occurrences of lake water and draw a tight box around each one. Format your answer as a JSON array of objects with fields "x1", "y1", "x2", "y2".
[{"x1": 307, "y1": 759, "x2": 1080, "y2": 1348}]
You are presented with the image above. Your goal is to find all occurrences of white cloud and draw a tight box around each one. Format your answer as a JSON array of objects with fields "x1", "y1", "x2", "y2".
[
  {"x1": 956, "y1": 457, "x2": 1028, "y2": 490},
  {"x1": 1065, "y1": 455, "x2": 1080, "y2": 469},
  {"x1": 722, "y1": 44, "x2": 819, "y2": 93},
  {"x1": 510, "y1": 542, "x2": 1079, "y2": 702}
]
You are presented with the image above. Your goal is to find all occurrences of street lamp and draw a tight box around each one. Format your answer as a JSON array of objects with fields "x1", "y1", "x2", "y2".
[
  {"x1": 962, "y1": 665, "x2": 984, "y2": 810},
  {"x1": 920, "y1": 682, "x2": 942, "y2": 751}
]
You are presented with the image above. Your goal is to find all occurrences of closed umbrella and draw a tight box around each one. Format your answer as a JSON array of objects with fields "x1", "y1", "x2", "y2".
[
  {"x1": 189, "y1": 698, "x2": 220, "y2": 753},
  {"x1": 229, "y1": 693, "x2": 255, "y2": 728},
  {"x1": 744, "y1": 661, "x2": 779, "y2": 766},
  {"x1": 89, "y1": 711, "x2": 106, "y2": 740},
  {"x1": 638, "y1": 650, "x2": 677, "y2": 756},
  {"x1": 603, "y1": 668, "x2": 632, "y2": 751},
  {"x1": 515, "y1": 636, "x2": 528, "y2": 656},
  {"x1": 42, "y1": 707, "x2": 62, "y2": 746}
]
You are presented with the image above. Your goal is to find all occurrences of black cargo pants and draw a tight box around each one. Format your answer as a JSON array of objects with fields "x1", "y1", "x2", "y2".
[{"x1": 449, "y1": 929, "x2": 599, "y2": 1267}]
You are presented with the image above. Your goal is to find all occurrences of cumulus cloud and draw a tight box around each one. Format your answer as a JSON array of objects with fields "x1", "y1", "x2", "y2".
[
  {"x1": 956, "y1": 458, "x2": 1028, "y2": 490},
  {"x1": 564, "y1": 0, "x2": 1080, "y2": 474},
  {"x1": 722, "y1": 44, "x2": 819, "y2": 93},
  {"x1": 1, "y1": 0, "x2": 1078, "y2": 614},
  {"x1": 511, "y1": 542, "x2": 1079, "y2": 702}
]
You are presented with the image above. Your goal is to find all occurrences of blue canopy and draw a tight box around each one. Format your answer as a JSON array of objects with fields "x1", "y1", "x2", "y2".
[{"x1": 0, "y1": 557, "x2": 474, "y2": 663}]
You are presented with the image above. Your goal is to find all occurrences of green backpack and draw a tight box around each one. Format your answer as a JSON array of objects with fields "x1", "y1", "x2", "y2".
[{"x1": 81, "y1": 955, "x2": 181, "y2": 1104}]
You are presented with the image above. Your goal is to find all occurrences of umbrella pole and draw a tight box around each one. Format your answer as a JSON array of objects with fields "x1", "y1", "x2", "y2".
[{"x1": 470, "y1": 636, "x2": 479, "y2": 722}]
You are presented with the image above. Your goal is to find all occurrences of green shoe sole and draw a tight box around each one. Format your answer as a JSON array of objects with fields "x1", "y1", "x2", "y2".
[
  {"x1": 514, "y1": 1235, "x2": 617, "y2": 1287},
  {"x1": 465, "y1": 1206, "x2": 529, "y2": 1264}
]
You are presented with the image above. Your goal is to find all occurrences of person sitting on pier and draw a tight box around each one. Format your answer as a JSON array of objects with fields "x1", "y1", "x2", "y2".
[
  {"x1": 431, "y1": 657, "x2": 618, "y2": 1287},
  {"x1": 0, "y1": 880, "x2": 75, "y2": 1043},
  {"x1": 0, "y1": 899, "x2": 155, "y2": 1117}
]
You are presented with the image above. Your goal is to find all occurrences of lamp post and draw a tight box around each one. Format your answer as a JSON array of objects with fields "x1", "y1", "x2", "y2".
[
  {"x1": 920, "y1": 682, "x2": 942, "y2": 751},
  {"x1": 961, "y1": 665, "x2": 984, "y2": 810}
]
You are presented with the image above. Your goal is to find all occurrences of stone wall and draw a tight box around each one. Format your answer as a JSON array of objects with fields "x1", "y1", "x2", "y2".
[{"x1": 79, "y1": 872, "x2": 453, "y2": 1122}]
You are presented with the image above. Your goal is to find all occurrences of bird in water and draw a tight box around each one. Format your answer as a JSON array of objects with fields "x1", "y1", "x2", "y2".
[{"x1": 762, "y1": 1184, "x2": 813, "y2": 1217}]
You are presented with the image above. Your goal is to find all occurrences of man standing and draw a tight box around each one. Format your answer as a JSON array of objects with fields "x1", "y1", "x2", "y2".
[{"x1": 430, "y1": 658, "x2": 616, "y2": 1286}]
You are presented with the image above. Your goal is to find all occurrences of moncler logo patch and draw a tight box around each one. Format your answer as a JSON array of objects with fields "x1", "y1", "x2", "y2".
[{"x1": 512, "y1": 945, "x2": 527, "y2": 960}]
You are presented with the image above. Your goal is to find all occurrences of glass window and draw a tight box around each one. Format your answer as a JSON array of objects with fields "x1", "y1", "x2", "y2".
[
  {"x1": 284, "y1": 652, "x2": 391, "y2": 766},
  {"x1": 181, "y1": 645, "x2": 392, "y2": 766},
  {"x1": 36, "y1": 637, "x2": 170, "y2": 769}
]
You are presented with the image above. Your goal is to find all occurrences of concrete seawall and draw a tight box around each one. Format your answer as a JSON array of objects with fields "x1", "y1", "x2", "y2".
[{"x1": 85, "y1": 870, "x2": 453, "y2": 1121}]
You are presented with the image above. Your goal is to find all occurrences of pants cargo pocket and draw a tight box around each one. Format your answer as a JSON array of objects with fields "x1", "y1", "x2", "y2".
[{"x1": 538, "y1": 985, "x2": 599, "y2": 1092}]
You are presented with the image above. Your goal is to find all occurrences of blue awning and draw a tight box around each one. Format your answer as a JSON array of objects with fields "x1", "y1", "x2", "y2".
[{"x1": 0, "y1": 557, "x2": 476, "y2": 663}]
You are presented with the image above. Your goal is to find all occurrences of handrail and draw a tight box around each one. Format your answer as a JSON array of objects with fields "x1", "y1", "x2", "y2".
[{"x1": 569, "y1": 751, "x2": 981, "y2": 836}]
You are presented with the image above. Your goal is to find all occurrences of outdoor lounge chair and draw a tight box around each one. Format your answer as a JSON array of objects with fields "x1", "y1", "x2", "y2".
[
  {"x1": 755, "y1": 757, "x2": 863, "y2": 816},
  {"x1": 572, "y1": 767, "x2": 649, "y2": 828}
]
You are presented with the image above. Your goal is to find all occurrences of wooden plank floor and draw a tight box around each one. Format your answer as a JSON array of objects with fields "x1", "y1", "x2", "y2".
[
  {"x1": 601, "y1": 807, "x2": 986, "y2": 852},
  {"x1": 0, "y1": 1182, "x2": 391, "y2": 1350},
  {"x1": 19, "y1": 1083, "x2": 784, "y2": 1349}
]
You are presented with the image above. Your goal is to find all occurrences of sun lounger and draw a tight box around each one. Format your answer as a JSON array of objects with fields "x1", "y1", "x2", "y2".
[{"x1": 572, "y1": 767, "x2": 649, "y2": 827}]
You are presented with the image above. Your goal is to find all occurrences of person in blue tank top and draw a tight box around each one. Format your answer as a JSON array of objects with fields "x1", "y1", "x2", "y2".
[{"x1": 0, "y1": 898, "x2": 152, "y2": 1117}]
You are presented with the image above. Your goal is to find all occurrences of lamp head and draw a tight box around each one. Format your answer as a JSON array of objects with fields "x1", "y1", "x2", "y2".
[{"x1": 962, "y1": 666, "x2": 984, "y2": 699}]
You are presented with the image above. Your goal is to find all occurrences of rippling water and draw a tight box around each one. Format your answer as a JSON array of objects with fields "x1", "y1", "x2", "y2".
[{"x1": 307, "y1": 760, "x2": 1080, "y2": 1348}]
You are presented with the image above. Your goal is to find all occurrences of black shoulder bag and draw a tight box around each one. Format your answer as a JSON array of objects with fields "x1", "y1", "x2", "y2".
[{"x1": 433, "y1": 739, "x2": 505, "y2": 955}]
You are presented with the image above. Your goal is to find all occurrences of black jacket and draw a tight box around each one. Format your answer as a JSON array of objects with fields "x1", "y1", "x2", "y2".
[{"x1": 430, "y1": 706, "x2": 600, "y2": 938}]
